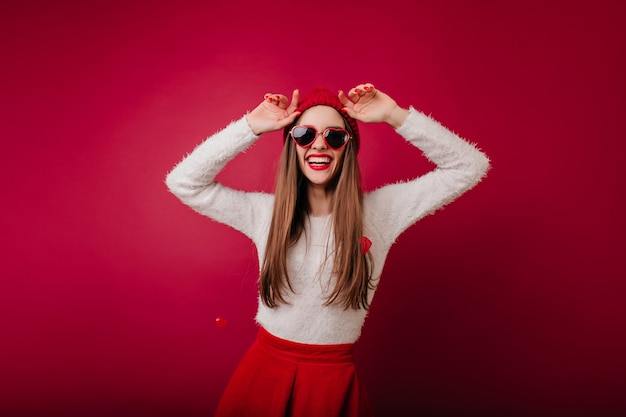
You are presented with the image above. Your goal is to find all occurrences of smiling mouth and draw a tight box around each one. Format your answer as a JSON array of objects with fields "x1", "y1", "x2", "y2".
[{"x1": 307, "y1": 156, "x2": 331, "y2": 166}]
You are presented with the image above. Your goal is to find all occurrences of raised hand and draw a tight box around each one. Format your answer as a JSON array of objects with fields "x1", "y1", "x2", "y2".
[
  {"x1": 338, "y1": 83, "x2": 408, "y2": 128},
  {"x1": 246, "y1": 89, "x2": 301, "y2": 135}
]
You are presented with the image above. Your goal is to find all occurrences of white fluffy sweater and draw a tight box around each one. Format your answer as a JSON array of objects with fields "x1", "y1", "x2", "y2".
[{"x1": 166, "y1": 107, "x2": 490, "y2": 344}]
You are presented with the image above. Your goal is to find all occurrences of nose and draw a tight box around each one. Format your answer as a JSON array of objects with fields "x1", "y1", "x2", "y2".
[{"x1": 310, "y1": 131, "x2": 327, "y2": 150}]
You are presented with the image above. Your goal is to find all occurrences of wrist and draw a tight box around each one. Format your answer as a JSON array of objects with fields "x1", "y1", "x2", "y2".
[
  {"x1": 386, "y1": 106, "x2": 409, "y2": 129},
  {"x1": 245, "y1": 113, "x2": 262, "y2": 136}
]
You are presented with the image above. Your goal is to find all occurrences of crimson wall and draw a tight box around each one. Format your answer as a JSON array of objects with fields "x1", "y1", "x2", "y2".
[{"x1": 2, "y1": 1, "x2": 625, "y2": 416}]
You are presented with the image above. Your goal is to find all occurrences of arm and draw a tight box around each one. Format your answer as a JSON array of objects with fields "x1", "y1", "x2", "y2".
[
  {"x1": 165, "y1": 90, "x2": 301, "y2": 240},
  {"x1": 165, "y1": 117, "x2": 269, "y2": 240},
  {"x1": 341, "y1": 83, "x2": 491, "y2": 243}
]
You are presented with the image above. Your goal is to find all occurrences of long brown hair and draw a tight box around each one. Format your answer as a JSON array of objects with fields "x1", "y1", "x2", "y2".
[{"x1": 259, "y1": 117, "x2": 374, "y2": 310}]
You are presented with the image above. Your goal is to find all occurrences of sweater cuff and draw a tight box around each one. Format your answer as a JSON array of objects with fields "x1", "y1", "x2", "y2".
[
  {"x1": 243, "y1": 112, "x2": 261, "y2": 138},
  {"x1": 394, "y1": 106, "x2": 457, "y2": 147},
  {"x1": 394, "y1": 106, "x2": 424, "y2": 137}
]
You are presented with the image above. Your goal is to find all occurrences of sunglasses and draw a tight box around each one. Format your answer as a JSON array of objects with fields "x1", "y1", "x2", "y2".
[{"x1": 289, "y1": 125, "x2": 351, "y2": 150}]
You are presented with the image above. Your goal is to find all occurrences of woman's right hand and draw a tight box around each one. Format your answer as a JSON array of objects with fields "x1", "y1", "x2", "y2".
[{"x1": 246, "y1": 89, "x2": 301, "y2": 135}]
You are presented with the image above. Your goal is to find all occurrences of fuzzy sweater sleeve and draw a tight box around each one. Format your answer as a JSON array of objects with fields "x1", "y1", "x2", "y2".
[
  {"x1": 165, "y1": 116, "x2": 273, "y2": 244},
  {"x1": 364, "y1": 107, "x2": 490, "y2": 246}
]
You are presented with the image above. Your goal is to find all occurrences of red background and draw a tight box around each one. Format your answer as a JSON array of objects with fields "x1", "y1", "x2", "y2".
[{"x1": 2, "y1": 1, "x2": 625, "y2": 416}]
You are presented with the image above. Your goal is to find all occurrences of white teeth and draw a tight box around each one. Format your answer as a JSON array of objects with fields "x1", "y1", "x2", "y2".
[{"x1": 308, "y1": 156, "x2": 330, "y2": 164}]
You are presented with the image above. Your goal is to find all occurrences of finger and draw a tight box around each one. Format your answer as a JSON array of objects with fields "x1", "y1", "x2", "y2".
[
  {"x1": 276, "y1": 94, "x2": 289, "y2": 109},
  {"x1": 362, "y1": 82, "x2": 375, "y2": 92},
  {"x1": 286, "y1": 89, "x2": 300, "y2": 113},
  {"x1": 349, "y1": 83, "x2": 376, "y2": 101},
  {"x1": 263, "y1": 93, "x2": 287, "y2": 107},
  {"x1": 272, "y1": 109, "x2": 301, "y2": 130},
  {"x1": 263, "y1": 93, "x2": 276, "y2": 105},
  {"x1": 362, "y1": 83, "x2": 376, "y2": 97},
  {"x1": 348, "y1": 84, "x2": 369, "y2": 102},
  {"x1": 283, "y1": 110, "x2": 301, "y2": 126},
  {"x1": 347, "y1": 87, "x2": 360, "y2": 102},
  {"x1": 338, "y1": 90, "x2": 354, "y2": 108},
  {"x1": 362, "y1": 82, "x2": 377, "y2": 99},
  {"x1": 340, "y1": 106, "x2": 358, "y2": 120}
]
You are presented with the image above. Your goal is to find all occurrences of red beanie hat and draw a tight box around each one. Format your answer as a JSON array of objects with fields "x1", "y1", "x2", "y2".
[{"x1": 284, "y1": 87, "x2": 360, "y2": 152}]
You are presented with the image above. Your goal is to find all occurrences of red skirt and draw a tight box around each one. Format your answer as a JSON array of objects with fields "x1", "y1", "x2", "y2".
[{"x1": 214, "y1": 327, "x2": 374, "y2": 417}]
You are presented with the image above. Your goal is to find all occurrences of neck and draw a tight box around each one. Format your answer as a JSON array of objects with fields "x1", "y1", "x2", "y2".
[{"x1": 307, "y1": 185, "x2": 334, "y2": 216}]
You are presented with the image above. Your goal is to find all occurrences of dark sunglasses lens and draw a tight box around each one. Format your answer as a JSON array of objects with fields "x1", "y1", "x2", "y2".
[
  {"x1": 325, "y1": 129, "x2": 348, "y2": 149},
  {"x1": 292, "y1": 126, "x2": 316, "y2": 146}
]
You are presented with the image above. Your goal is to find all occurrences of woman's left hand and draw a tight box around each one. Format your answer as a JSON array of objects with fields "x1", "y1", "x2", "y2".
[{"x1": 338, "y1": 83, "x2": 409, "y2": 128}]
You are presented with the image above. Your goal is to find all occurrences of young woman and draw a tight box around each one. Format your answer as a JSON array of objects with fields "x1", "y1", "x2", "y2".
[{"x1": 166, "y1": 83, "x2": 490, "y2": 416}]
